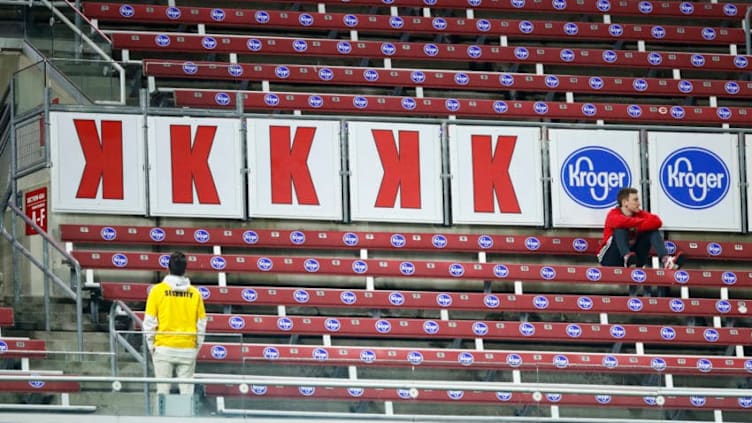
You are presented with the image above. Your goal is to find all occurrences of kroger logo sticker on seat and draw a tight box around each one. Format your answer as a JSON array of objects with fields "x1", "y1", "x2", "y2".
[
  {"x1": 561, "y1": 146, "x2": 631, "y2": 208},
  {"x1": 659, "y1": 147, "x2": 730, "y2": 209}
]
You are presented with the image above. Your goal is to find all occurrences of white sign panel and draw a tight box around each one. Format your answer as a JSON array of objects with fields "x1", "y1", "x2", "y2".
[
  {"x1": 449, "y1": 125, "x2": 543, "y2": 225},
  {"x1": 647, "y1": 132, "x2": 740, "y2": 231},
  {"x1": 50, "y1": 112, "x2": 146, "y2": 214},
  {"x1": 148, "y1": 117, "x2": 244, "y2": 218},
  {"x1": 348, "y1": 122, "x2": 443, "y2": 223},
  {"x1": 549, "y1": 129, "x2": 641, "y2": 228},
  {"x1": 247, "y1": 119, "x2": 342, "y2": 220}
]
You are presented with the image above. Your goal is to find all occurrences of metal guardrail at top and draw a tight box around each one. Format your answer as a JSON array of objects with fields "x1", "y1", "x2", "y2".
[{"x1": 39, "y1": 0, "x2": 125, "y2": 105}]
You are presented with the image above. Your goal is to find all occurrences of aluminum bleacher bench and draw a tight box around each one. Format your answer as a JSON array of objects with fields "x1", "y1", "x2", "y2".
[
  {"x1": 110, "y1": 32, "x2": 751, "y2": 74},
  {"x1": 85, "y1": 2, "x2": 744, "y2": 46},
  {"x1": 71, "y1": 250, "x2": 749, "y2": 289},
  {"x1": 60, "y1": 224, "x2": 752, "y2": 262},
  {"x1": 99, "y1": 282, "x2": 749, "y2": 318},
  {"x1": 143, "y1": 59, "x2": 752, "y2": 101}
]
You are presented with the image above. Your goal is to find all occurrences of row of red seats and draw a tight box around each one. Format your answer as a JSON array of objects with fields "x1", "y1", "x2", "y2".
[
  {"x1": 59, "y1": 224, "x2": 752, "y2": 261},
  {"x1": 72, "y1": 250, "x2": 747, "y2": 289},
  {"x1": 173, "y1": 88, "x2": 752, "y2": 125},
  {"x1": 258, "y1": 0, "x2": 744, "y2": 21},
  {"x1": 101, "y1": 282, "x2": 746, "y2": 318},
  {"x1": 144, "y1": 59, "x2": 752, "y2": 100},
  {"x1": 111, "y1": 32, "x2": 751, "y2": 74},
  {"x1": 0, "y1": 312, "x2": 81, "y2": 395},
  {"x1": 85, "y1": 2, "x2": 744, "y2": 46},
  {"x1": 160, "y1": 311, "x2": 749, "y2": 346},
  {"x1": 204, "y1": 383, "x2": 752, "y2": 410},
  {"x1": 194, "y1": 342, "x2": 752, "y2": 376}
]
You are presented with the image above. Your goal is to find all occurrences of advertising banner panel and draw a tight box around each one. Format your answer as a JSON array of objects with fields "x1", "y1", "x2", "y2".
[
  {"x1": 449, "y1": 125, "x2": 544, "y2": 225},
  {"x1": 247, "y1": 119, "x2": 342, "y2": 220},
  {"x1": 647, "y1": 132, "x2": 740, "y2": 231},
  {"x1": 50, "y1": 112, "x2": 146, "y2": 214},
  {"x1": 549, "y1": 129, "x2": 641, "y2": 228},
  {"x1": 148, "y1": 116, "x2": 244, "y2": 218},
  {"x1": 348, "y1": 122, "x2": 443, "y2": 223}
]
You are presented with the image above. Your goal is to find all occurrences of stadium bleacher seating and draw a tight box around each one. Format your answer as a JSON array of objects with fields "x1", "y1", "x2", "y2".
[
  {"x1": 59, "y1": 224, "x2": 752, "y2": 262},
  {"x1": 84, "y1": 3, "x2": 745, "y2": 46},
  {"x1": 36, "y1": 1, "x2": 752, "y2": 419},
  {"x1": 69, "y1": 220, "x2": 751, "y2": 416},
  {"x1": 202, "y1": 383, "x2": 752, "y2": 411},
  {"x1": 143, "y1": 59, "x2": 752, "y2": 100},
  {"x1": 71, "y1": 249, "x2": 749, "y2": 288},
  {"x1": 194, "y1": 342, "x2": 752, "y2": 376},
  {"x1": 110, "y1": 32, "x2": 748, "y2": 73},
  {"x1": 100, "y1": 282, "x2": 749, "y2": 318},
  {"x1": 254, "y1": 0, "x2": 745, "y2": 21}
]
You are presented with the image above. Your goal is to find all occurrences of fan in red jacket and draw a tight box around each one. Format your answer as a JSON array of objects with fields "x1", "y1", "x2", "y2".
[{"x1": 597, "y1": 187, "x2": 685, "y2": 269}]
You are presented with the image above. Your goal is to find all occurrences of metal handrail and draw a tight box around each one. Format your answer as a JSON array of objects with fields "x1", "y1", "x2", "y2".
[
  {"x1": 0, "y1": 201, "x2": 84, "y2": 353},
  {"x1": 108, "y1": 300, "x2": 150, "y2": 414},
  {"x1": 39, "y1": 0, "x2": 125, "y2": 105}
]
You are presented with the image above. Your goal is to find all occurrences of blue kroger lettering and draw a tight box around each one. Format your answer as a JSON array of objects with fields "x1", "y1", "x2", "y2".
[
  {"x1": 659, "y1": 147, "x2": 730, "y2": 209},
  {"x1": 506, "y1": 353, "x2": 523, "y2": 367},
  {"x1": 484, "y1": 294, "x2": 500, "y2": 308},
  {"x1": 100, "y1": 227, "x2": 117, "y2": 241},
  {"x1": 447, "y1": 390, "x2": 464, "y2": 400},
  {"x1": 263, "y1": 347, "x2": 279, "y2": 360},
  {"x1": 408, "y1": 351, "x2": 423, "y2": 365},
  {"x1": 561, "y1": 146, "x2": 631, "y2": 208},
  {"x1": 458, "y1": 352, "x2": 474, "y2": 366},
  {"x1": 242, "y1": 288, "x2": 257, "y2": 302},
  {"x1": 553, "y1": 355, "x2": 568, "y2": 369},
  {"x1": 389, "y1": 292, "x2": 405, "y2": 306}
]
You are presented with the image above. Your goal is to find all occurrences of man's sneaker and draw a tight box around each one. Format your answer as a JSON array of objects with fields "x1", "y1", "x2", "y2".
[
  {"x1": 624, "y1": 252, "x2": 638, "y2": 268},
  {"x1": 663, "y1": 252, "x2": 686, "y2": 270}
]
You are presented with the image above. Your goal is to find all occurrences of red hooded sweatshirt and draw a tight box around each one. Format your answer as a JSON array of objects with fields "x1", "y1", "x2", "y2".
[{"x1": 601, "y1": 207, "x2": 663, "y2": 247}]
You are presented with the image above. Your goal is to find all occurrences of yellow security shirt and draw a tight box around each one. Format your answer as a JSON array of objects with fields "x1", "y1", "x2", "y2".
[{"x1": 144, "y1": 281, "x2": 207, "y2": 349}]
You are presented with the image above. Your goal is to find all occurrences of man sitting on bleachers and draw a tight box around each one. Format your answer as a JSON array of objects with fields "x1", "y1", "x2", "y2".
[{"x1": 597, "y1": 187, "x2": 685, "y2": 270}]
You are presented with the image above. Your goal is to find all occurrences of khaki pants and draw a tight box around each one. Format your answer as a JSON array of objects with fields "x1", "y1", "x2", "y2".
[{"x1": 152, "y1": 349, "x2": 196, "y2": 395}]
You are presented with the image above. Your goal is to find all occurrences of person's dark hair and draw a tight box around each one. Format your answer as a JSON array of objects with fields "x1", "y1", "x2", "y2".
[
  {"x1": 616, "y1": 187, "x2": 638, "y2": 207},
  {"x1": 168, "y1": 251, "x2": 187, "y2": 276}
]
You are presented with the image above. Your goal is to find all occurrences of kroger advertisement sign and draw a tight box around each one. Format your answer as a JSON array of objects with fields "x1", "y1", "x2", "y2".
[
  {"x1": 648, "y1": 132, "x2": 740, "y2": 231},
  {"x1": 549, "y1": 129, "x2": 640, "y2": 228}
]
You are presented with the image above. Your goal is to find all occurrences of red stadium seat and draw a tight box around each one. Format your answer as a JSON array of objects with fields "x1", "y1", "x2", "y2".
[
  {"x1": 72, "y1": 249, "x2": 748, "y2": 289},
  {"x1": 203, "y1": 383, "x2": 752, "y2": 410},
  {"x1": 85, "y1": 3, "x2": 744, "y2": 46},
  {"x1": 60, "y1": 224, "x2": 752, "y2": 262},
  {"x1": 143, "y1": 59, "x2": 752, "y2": 100},
  {"x1": 110, "y1": 32, "x2": 751, "y2": 74},
  {"x1": 251, "y1": 0, "x2": 746, "y2": 21},
  {"x1": 100, "y1": 282, "x2": 746, "y2": 318},
  {"x1": 196, "y1": 342, "x2": 752, "y2": 376},
  {"x1": 170, "y1": 88, "x2": 752, "y2": 125},
  {"x1": 0, "y1": 374, "x2": 80, "y2": 394},
  {"x1": 132, "y1": 311, "x2": 747, "y2": 346},
  {"x1": 0, "y1": 338, "x2": 47, "y2": 359},
  {"x1": 0, "y1": 308, "x2": 14, "y2": 327}
]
